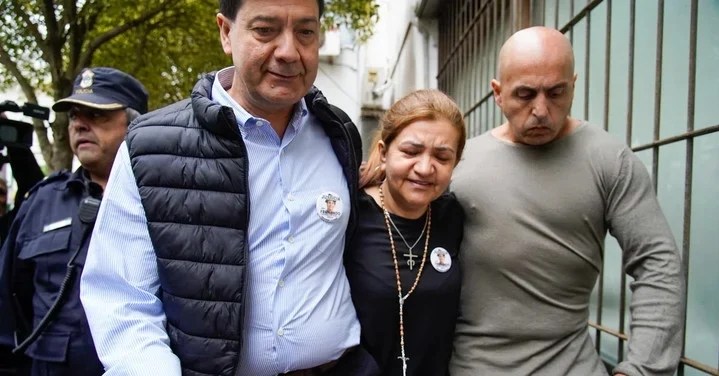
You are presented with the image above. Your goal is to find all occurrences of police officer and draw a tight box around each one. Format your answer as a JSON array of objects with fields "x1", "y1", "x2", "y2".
[{"x1": 0, "y1": 67, "x2": 148, "y2": 376}]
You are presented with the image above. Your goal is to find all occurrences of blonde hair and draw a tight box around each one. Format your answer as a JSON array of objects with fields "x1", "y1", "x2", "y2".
[{"x1": 360, "y1": 89, "x2": 466, "y2": 188}]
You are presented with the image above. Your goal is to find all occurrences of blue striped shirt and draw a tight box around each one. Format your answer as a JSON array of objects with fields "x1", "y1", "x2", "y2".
[{"x1": 80, "y1": 67, "x2": 360, "y2": 376}]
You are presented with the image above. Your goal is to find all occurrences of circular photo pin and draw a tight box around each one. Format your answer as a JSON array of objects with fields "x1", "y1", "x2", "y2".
[
  {"x1": 430, "y1": 247, "x2": 452, "y2": 273},
  {"x1": 316, "y1": 191, "x2": 343, "y2": 222}
]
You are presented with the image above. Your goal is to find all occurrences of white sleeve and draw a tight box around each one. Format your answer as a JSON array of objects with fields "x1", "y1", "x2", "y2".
[{"x1": 80, "y1": 142, "x2": 181, "y2": 376}]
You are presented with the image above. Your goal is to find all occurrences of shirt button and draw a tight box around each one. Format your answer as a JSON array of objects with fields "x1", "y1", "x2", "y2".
[
  {"x1": 278, "y1": 279, "x2": 285, "y2": 287},
  {"x1": 277, "y1": 328, "x2": 285, "y2": 336},
  {"x1": 287, "y1": 194, "x2": 295, "y2": 201},
  {"x1": 288, "y1": 236, "x2": 295, "y2": 243}
]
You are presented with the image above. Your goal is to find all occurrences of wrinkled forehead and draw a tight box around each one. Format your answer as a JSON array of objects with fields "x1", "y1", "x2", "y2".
[{"x1": 501, "y1": 52, "x2": 574, "y2": 87}]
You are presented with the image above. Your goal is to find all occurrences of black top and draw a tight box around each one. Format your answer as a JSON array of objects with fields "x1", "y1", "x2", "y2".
[{"x1": 346, "y1": 190, "x2": 464, "y2": 376}]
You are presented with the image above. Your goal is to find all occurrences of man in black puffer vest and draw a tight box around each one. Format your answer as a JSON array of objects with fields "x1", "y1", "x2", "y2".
[{"x1": 80, "y1": 1, "x2": 379, "y2": 376}]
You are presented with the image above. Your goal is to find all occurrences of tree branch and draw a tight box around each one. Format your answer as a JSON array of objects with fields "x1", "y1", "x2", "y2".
[
  {"x1": 8, "y1": 0, "x2": 52, "y2": 66},
  {"x1": 41, "y1": 0, "x2": 64, "y2": 83},
  {"x1": 67, "y1": 1, "x2": 103, "y2": 83},
  {"x1": 0, "y1": 47, "x2": 37, "y2": 106},
  {"x1": 57, "y1": 0, "x2": 78, "y2": 42},
  {"x1": 77, "y1": 0, "x2": 177, "y2": 69}
]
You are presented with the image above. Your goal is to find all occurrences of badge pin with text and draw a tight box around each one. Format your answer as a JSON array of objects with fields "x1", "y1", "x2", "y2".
[{"x1": 316, "y1": 192, "x2": 343, "y2": 222}]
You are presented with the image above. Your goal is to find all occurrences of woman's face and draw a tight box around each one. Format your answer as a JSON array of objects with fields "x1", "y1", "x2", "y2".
[{"x1": 380, "y1": 118, "x2": 461, "y2": 218}]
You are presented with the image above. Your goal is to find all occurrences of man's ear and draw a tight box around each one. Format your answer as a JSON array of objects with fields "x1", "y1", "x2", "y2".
[
  {"x1": 490, "y1": 79, "x2": 502, "y2": 107},
  {"x1": 217, "y1": 13, "x2": 233, "y2": 56}
]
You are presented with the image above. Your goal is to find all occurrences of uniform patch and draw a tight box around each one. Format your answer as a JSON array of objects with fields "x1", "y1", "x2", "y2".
[{"x1": 42, "y1": 217, "x2": 72, "y2": 232}]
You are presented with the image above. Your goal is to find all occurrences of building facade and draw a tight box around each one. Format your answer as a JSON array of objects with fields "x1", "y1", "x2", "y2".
[
  {"x1": 315, "y1": 1, "x2": 718, "y2": 374},
  {"x1": 432, "y1": 0, "x2": 717, "y2": 374}
]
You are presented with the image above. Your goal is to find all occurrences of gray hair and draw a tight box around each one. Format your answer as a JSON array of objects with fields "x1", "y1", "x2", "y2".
[{"x1": 125, "y1": 107, "x2": 142, "y2": 125}]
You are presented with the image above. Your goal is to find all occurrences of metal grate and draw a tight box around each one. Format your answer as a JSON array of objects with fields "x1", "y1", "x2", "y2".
[{"x1": 437, "y1": 0, "x2": 719, "y2": 375}]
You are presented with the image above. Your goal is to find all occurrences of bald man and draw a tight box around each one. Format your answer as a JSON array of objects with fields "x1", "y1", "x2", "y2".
[{"x1": 450, "y1": 27, "x2": 684, "y2": 376}]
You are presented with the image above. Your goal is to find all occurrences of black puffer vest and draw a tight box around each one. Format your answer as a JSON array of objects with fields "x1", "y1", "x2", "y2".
[{"x1": 126, "y1": 72, "x2": 361, "y2": 376}]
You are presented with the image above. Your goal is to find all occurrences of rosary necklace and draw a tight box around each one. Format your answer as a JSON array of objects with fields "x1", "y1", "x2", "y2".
[
  {"x1": 378, "y1": 184, "x2": 432, "y2": 376},
  {"x1": 386, "y1": 209, "x2": 428, "y2": 271}
]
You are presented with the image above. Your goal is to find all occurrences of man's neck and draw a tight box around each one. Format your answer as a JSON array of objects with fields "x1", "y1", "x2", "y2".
[
  {"x1": 87, "y1": 171, "x2": 108, "y2": 190},
  {"x1": 226, "y1": 80, "x2": 296, "y2": 139},
  {"x1": 236, "y1": 99, "x2": 294, "y2": 139},
  {"x1": 266, "y1": 111, "x2": 293, "y2": 139}
]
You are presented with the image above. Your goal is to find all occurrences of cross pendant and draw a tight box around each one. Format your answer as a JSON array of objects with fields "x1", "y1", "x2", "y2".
[
  {"x1": 403, "y1": 250, "x2": 418, "y2": 270},
  {"x1": 397, "y1": 354, "x2": 410, "y2": 376}
]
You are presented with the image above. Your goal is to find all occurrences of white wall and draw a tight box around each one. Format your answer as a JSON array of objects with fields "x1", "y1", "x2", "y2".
[
  {"x1": 315, "y1": 42, "x2": 362, "y2": 127},
  {"x1": 314, "y1": 0, "x2": 440, "y2": 150}
]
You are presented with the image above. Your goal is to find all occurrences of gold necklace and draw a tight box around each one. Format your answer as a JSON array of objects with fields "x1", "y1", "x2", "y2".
[{"x1": 378, "y1": 184, "x2": 432, "y2": 376}]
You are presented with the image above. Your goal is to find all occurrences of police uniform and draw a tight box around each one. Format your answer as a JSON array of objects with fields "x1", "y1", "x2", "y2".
[{"x1": 0, "y1": 168, "x2": 104, "y2": 376}]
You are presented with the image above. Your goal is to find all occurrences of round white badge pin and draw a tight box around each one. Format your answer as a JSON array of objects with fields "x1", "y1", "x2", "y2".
[
  {"x1": 430, "y1": 247, "x2": 452, "y2": 273},
  {"x1": 316, "y1": 192, "x2": 343, "y2": 222}
]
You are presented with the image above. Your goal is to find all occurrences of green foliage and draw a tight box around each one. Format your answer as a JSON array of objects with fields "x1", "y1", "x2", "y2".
[
  {"x1": 323, "y1": 0, "x2": 379, "y2": 43},
  {"x1": 0, "y1": 0, "x2": 378, "y2": 170},
  {"x1": 90, "y1": 1, "x2": 228, "y2": 110},
  {"x1": 0, "y1": 1, "x2": 51, "y2": 92}
]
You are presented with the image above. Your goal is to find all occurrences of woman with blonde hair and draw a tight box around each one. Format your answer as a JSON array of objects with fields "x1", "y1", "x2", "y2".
[{"x1": 346, "y1": 89, "x2": 466, "y2": 376}]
